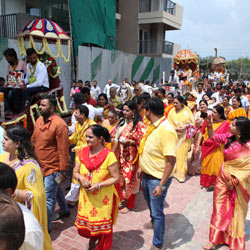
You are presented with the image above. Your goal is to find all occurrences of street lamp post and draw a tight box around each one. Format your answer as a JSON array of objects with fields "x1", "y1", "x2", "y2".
[{"x1": 214, "y1": 48, "x2": 217, "y2": 58}]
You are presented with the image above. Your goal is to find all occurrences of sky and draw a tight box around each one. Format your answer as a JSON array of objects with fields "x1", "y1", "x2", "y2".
[{"x1": 166, "y1": 0, "x2": 250, "y2": 60}]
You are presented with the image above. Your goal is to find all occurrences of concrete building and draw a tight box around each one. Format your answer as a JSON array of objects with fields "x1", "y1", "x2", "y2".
[{"x1": 116, "y1": 0, "x2": 183, "y2": 58}]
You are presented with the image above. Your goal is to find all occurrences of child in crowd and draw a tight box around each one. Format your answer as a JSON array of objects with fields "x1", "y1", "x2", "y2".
[{"x1": 70, "y1": 80, "x2": 80, "y2": 108}]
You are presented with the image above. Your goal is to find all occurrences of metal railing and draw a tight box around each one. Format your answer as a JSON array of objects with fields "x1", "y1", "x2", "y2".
[
  {"x1": 0, "y1": 14, "x2": 17, "y2": 38},
  {"x1": 139, "y1": 0, "x2": 176, "y2": 15},
  {"x1": 0, "y1": 13, "x2": 39, "y2": 38},
  {"x1": 139, "y1": 40, "x2": 174, "y2": 55}
]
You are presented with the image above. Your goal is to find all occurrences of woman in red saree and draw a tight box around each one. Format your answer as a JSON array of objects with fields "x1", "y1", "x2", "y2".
[
  {"x1": 113, "y1": 100, "x2": 146, "y2": 213},
  {"x1": 200, "y1": 105, "x2": 230, "y2": 190},
  {"x1": 203, "y1": 117, "x2": 250, "y2": 250},
  {"x1": 74, "y1": 125, "x2": 120, "y2": 250}
]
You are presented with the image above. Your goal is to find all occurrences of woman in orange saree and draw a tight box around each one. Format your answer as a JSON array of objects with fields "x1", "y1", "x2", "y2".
[
  {"x1": 200, "y1": 105, "x2": 230, "y2": 190},
  {"x1": 164, "y1": 92, "x2": 175, "y2": 118},
  {"x1": 227, "y1": 96, "x2": 247, "y2": 122},
  {"x1": 203, "y1": 117, "x2": 250, "y2": 250},
  {"x1": 113, "y1": 100, "x2": 146, "y2": 213}
]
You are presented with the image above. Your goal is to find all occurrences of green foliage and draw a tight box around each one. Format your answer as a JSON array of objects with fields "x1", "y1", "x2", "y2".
[
  {"x1": 199, "y1": 56, "x2": 214, "y2": 75},
  {"x1": 227, "y1": 58, "x2": 250, "y2": 80}
]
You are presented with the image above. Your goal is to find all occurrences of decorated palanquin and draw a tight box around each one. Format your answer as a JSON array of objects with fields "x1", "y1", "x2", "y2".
[
  {"x1": 174, "y1": 49, "x2": 199, "y2": 93},
  {"x1": 18, "y1": 18, "x2": 71, "y2": 90},
  {"x1": 209, "y1": 57, "x2": 227, "y2": 83},
  {"x1": 1, "y1": 18, "x2": 72, "y2": 131}
]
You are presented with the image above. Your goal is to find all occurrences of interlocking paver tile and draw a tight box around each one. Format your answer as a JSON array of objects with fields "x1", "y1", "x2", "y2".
[{"x1": 51, "y1": 176, "x2": 250, "y2": 250}]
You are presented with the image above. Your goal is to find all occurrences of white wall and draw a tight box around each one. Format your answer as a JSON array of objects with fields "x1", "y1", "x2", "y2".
[{"x1": 78, "y1": 45, "x2": 172, "y2": 90}]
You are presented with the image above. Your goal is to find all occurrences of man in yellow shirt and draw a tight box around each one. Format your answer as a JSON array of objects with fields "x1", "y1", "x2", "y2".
[
  {"x1": 65, "y1": 105, "x2": 96, "y2": 205},
  {"x1": 138, "y1": 98, "x2": 177, "y2": 250}
]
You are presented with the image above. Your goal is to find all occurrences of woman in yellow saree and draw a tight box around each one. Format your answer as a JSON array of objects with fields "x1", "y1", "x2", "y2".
[
  {"x1": 200, "y1": 105, "x2": 230, "y2": 190},
  {"x1": 0, "y1": 125, "x2": 53, "y2": 250},
  {"x1": 227, "y1": 96, "x2": 247, "y2": 122},
  {"x1": 203, "y1": 117, "x2": 250, "y2": 250},
  {"x1": 168, "y1": 96, "x2": 194, "y2": 182}
]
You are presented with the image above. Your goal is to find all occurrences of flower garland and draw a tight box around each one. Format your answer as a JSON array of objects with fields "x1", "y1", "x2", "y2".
[
  {"x1": 39, "y1": 52, "x2": 61, "y2": 79},
  {"x1": 18, "y1": 36, "x2": 70, "y2": 63}
]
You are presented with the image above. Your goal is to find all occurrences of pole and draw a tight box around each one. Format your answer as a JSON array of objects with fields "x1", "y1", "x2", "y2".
[
  {"x1": 67, "y1": 0, "x2": 76, "y2": 81},
  {"x1": 239, "y1": 56, "x2": 243, "y2": 79},
  {"x1": 214, "y1": 48, "x2": 217, "y2": 58}
]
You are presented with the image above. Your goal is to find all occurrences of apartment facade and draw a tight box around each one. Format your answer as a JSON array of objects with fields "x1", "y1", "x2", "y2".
[{"x1": 116, "y1": 0, "x2": 183, "y2": 58}]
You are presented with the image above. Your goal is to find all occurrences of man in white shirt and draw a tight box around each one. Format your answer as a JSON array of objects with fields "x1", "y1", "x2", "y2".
[
  {"x1": 91, "y1": 80, "x2": 101, "y2": 100},
  {"x1": 236, "y1": 88, "x2": 249, "y2": 114},
  {"x1": 103, "y1": 79, "x2": 120, "y2": 99},
  {"x1": 118, "y1": 81, "x2": 133, "y2": 103},
  {"x1": 0, "y1": 163, "x2": 44, "y2": 250},
  {"x1": 23, "y1": 48, "x2": 50, "y2": 105},
  {"x1": 68, "y1": 93, "x2": 103, "y2": 134},
  {"x1": 194, "y1": 83, "x2": 205, "y2": 109},
  {"x1": 168, "y1": 70, "x2": 179, "y2": 88},
  {"x1": 211, "y1": 86, "x2": 226, "y2": 104}
]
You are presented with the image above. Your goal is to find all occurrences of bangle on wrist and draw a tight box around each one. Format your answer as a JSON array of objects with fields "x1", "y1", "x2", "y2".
[{"x1": 95, "y1": 183, "x2": 101, "y2": 190}]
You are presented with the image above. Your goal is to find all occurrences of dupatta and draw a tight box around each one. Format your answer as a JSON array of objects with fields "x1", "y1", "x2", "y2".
[
  {"x1": 78, "y1": 146, "x2": 111, "y2": 172},
  {"x1": 201, "y1": 120, "x2": 230, "y2": 160}
]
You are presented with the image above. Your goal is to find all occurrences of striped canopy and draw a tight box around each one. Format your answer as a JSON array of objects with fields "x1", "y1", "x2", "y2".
[{"x1": 17, "y1": 18, "x2": 70, "y2": 40}]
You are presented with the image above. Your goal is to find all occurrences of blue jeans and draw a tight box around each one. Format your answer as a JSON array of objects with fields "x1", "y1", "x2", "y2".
[
  {"x1": 142, "y1": 173, "x2": 172, "y2": 248},
  {"x1": 44, "y1": 172, "x2": 69, "y2": 231}
]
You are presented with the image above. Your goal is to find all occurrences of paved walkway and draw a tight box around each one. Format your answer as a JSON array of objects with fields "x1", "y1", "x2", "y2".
[{"x1": 51, "y1": 175, "x2": 250, "y2": 250}]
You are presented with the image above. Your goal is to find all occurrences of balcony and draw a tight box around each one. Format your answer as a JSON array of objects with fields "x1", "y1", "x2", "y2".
[
  {"x1": 138, "y1": 0, "x2": 183, "y2": 30},
  {"x1": 139, "y1": 0, "x2": 176, "y2": 15},
  {"x1": 139, "y1": 40, "x2": 174, "y2": 56},
  {"x1": 0, "y1": 13, "x2": 39, "y2": 38}
]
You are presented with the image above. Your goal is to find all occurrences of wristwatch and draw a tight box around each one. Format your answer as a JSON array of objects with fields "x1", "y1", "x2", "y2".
[{"x1": 158, "y1": 183, "x2": 166, "y2": 191}]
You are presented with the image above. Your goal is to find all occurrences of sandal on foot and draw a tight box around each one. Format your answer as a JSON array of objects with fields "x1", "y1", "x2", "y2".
[{"x1": 202, "y1": 242, "x2": 216, "y2": 250}]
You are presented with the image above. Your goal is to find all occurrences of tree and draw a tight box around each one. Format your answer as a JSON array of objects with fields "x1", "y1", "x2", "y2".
[
  {"x1": 198, "y1": 56, "x2": 214, "y2": 75},
  {"x1": 227, "y1": 58, "x2": 250, "y2": 80}
]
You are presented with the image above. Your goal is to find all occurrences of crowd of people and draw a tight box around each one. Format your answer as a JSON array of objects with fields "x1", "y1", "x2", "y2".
[{"x1": 0, "y1": 47, "x2": 250, "y2": 250}]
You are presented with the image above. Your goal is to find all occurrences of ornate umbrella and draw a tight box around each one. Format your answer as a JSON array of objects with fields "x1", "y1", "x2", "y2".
[
  {"x1": 17, "y1": 18, "x2": 71, "y2": 62},
  {"x1": 212, "y1": 57, "x2": 226, "y2": 72},
  {"x1": 174, "y1": 49, "x2": 198, "y2": 71},
  {"x1": 212, "y1": 57, "x2": 226, "y2": 66}
]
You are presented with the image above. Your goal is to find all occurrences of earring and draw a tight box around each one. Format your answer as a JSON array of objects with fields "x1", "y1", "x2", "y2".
[{"x1": 15, "y1": 149, "x2": 18, "y2": 155}]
